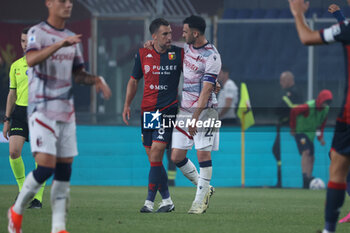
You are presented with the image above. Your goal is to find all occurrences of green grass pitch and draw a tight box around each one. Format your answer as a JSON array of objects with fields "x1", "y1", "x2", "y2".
[{"x1": 1, "y1": 186, "x2": 350, "y2": 233}]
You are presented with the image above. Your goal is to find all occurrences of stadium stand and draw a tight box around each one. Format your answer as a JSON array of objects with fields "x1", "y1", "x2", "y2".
[{"x1": 222, "y1": 7, "x2": 344, "y2": 19}]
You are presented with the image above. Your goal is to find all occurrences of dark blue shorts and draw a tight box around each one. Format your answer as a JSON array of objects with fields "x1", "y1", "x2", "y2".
[
  {"x1": 294, "y1": 133, "x2": 314, "y2": 155},
  {"x1": 141, "y1": 108, "x2": 177, "y2": 148},
  {"x1": 331, "y1": 121, "x2": 350, "y2": 156}
]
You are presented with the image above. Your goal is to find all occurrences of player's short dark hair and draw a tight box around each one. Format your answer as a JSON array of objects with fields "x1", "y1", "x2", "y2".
[
  {"x1": 149, "y1": 18, "x2": 170, "y2": 35},
  {"x1": 221, "y1": 65, "x2": 230, "y2": 74},
  {"x1": 22, "y1": 27, "x2": 31, "y2": 35},
  {"x1": 183, "y1": 15, "x2": 206, "y2": 35}
]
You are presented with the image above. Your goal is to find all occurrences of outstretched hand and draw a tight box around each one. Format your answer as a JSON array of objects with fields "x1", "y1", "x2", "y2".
[
  {"x1": 320, "y1": 138, "x2": 326, "y2": 146},
  {"x1": 214, "y1": 82, "x2": 221, "y2": 94},
  {"x1": 122, "y1": 106, "x2": 130, "y2": 125},
  {"x1": 144, "y1": 40, "x2": 154, "y2": 50},
  {"x1": 328, "y1": 4, "x2": 340, "y2": 14},
  {"x1": 289, "y1": 0, "x2": 309, "y2": 16},
  {"x1": 61, "y1": 34, "x2": 82, "y2": 47},
  {"x1": 2, "y1": 122, "x2": 10, "y2": 140},
  {"x1": 95, "y1": 76, "x2": 112, "y2": 100}
]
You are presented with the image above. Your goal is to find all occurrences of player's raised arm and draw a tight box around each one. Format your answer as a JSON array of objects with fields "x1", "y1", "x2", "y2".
[
  {"x1": 26, "y1": 34, "x2": 82, "y2": 67},
  {"x1": 328, "y1": 4, "x2": 346, "y2": 22},
  {"x1": 289, "y1": 0, "x2": 323, "y2": 45}
]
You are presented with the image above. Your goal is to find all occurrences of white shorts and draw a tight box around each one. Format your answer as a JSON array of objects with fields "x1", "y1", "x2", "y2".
[
  {"x1": 172, "y1": 108, "x2": 220, "y2": 151},
  {"x1": 29, "y1": 112, "x2": 78, "y2": 158}
]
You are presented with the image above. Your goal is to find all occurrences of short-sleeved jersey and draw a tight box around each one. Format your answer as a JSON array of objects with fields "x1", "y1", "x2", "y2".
[
  {"x1": 217, "y1": 79, "x2": 238, "y2": 119},
  {"x1": 131, "y1": 45, "x2": 183, "y2": 112},
  {"x1": 320, "y1": 20, "x2": 350, "y2": 124},
  {"x1": 181, "y1": 42, "x2": 221, "y2": 112},
  {"x1": 26, "y1": 22, "x2": 84, "y2": 122},
  {"x1": 9, "y1": 56, "x2": 28, "y2": 106}
]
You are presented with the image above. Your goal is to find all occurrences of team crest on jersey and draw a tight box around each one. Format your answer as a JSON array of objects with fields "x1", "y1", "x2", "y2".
[
  {"x1": 29, "y1": 35, "x2": 36, "y2": 43},
  {"x1": 168, "y1": 52, "x2": 176, "y2": 60}
]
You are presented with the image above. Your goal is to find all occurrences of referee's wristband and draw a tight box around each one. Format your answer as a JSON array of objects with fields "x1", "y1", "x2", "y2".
[{"x1": 3, "y1": 116, "x2": 10, "y2": 123}]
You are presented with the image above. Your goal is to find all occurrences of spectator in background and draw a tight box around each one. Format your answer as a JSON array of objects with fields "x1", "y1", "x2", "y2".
[
  {"x1": 272, "y1": 70, "x2": 303, "y2": 187},
  {"x1": 290, "y1": 90, "x2": 333, "y2": 189},
  {"x1": 217, "y1": 66, "x2": 238, "y2": 125},
  {"x1": 277, "y1": 71, "x2": 303, "y2": 125}
]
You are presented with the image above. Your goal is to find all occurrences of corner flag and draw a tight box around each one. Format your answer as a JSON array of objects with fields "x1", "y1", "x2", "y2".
[
  {"x1": 237, "y1": 83, "x2": 255, "y2": 130},
  {"x1": 237, "y1": 82, "x2": 254, "y2": 188}
]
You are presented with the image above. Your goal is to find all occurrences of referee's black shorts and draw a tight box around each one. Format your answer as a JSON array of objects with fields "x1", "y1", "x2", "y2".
[{"x1": 9, "y1": 105, "x2": 29, "y2": 141}]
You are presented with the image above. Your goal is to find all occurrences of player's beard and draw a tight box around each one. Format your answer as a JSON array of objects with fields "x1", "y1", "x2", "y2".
[
  {"x1": 160, "y1": 42, "x2": 171, "y2": 51},
  {"x1": 185, "y1": 35, "x2": 195, "y2": 45}
]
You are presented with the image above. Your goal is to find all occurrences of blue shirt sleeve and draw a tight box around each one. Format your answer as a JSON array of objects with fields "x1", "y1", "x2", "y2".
[
  {"x1": 333, "y1": 10, "x2": 346, "y2": 22},
  {"x1": 131, "y1": 50, "x2": 143, "y2": 80}
]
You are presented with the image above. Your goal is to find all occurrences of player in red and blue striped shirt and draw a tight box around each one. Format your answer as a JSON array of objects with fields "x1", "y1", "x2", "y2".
[
  {"x1": 290, "y1": 0, "x2": 350, "y2": 232},
  {"x1": 123, "y1": 18, "x2": 183, "y2": 213}
]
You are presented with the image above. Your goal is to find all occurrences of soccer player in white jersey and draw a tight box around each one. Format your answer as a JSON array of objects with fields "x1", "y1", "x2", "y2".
[
  {"x1": 7, "y1": 1, "x2": 111, "y2": 233},
  {"x1": 171, "y1": 15, "x2": 222, "y2": 214}
]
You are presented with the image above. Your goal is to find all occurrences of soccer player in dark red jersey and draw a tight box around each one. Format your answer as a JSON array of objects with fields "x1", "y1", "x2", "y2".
[
  {"x1": 123, "y1": 18, "x2": 183, "y2": 213},
  {"x1": 290, "y1": 0, "x2": 350, "y2": 232}
]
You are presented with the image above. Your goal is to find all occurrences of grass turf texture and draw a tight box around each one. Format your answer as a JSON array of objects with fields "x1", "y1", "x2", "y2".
[{"x1": 1, "y1": 186, "x2": 350, "y2": 233}]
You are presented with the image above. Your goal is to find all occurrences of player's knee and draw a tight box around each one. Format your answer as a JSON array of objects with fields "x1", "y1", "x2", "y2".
[
  {"x1": 33, "y1": 165, "x2": 55, "y2": 184},
  {"x1": 172, "y1": 155, "x2": 186, "y2": 166},
  {"x1": 54, "y1": 163, "x2": 72, "y2": 182},
  {"x1": 302, "y1": 149, "x2": 312, "y2": 157},
  {"x1": 9, "y1": 150, "x2": 21, "y2": 159}
]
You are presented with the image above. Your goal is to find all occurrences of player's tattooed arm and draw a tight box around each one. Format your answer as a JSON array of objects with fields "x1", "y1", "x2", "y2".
[
  {"x1": 74, "y1": 67, "x2": 112, "y2": 100},
  {"x1": 189, "y1": 82, "x2": 214, "y2": 136},
  {"x1": 73, "y1": 68, "x2": 98, "y2": 85}
]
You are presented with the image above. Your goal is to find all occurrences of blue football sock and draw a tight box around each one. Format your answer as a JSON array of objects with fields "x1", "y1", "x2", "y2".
[
  {"x1": 158, "y1": 165, "x2": 170, "y2": 199},
  {"x1": 325, "y1": 181, "x2": 346, "y2": 232},
  {"x1": 146, "y1": 162, "x2": 162, "y2": 202}
]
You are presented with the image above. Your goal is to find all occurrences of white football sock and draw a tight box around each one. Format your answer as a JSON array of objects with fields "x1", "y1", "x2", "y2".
[
  {"x1": 51, "y1": 180, "x2": 70, "y2": 233},
  {"x1": 178, "y1": 159, "x2": 198, "y2": 186},
  {"x1": 13, "y1": 172, "x2": 41, "y2": 214},
  {"x1": 144, "y1": 200, "x2": 154, "y2": 210},
  {"x1": 194, "y1": 166, "x2": 212, "y2": 203}
]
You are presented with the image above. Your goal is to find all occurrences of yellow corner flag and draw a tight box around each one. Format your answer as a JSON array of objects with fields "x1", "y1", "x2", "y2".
[{"x1": 237, "y1": 83, "x2": 255, "y2": 131}]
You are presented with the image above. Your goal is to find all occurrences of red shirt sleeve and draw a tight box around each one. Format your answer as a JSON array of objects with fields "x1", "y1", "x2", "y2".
[
  {"x1": 317, "y1": 118, "x2": 327, "y2": 141},
  {"x1": 290, "y1": 104, "x2": 310, "y2": 130}
]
